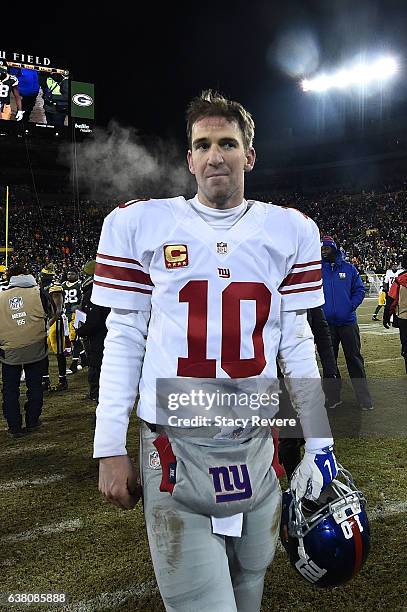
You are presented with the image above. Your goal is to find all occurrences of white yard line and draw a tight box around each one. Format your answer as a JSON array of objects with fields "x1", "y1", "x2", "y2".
[
  {"x1": 359, "y1": 325, "x2": 399, "y2": 336},
  {"x1": 337, "y1": 356, "x2": 403, "y2": 370},
  {"x1": 60, "y1": 582, "x2": 158, "y2": 612},
  {"x1": 369, "y1": 500, "x2": 407, "y2": 520},
  {"x1": 1, "y1": 519, "x2": 83, "y2": 543},
  {"x1": 0, "y1": 473, "x2": 66, "y2": 491},
  {"x1": 364, "y1": 356, "x2": 403, "y2": 365},
  {"x1": 361, "y1": 331, "x2": 399, "y2": 336},
  {"x1": 1, "y1": 443, "x2": 58, "y2": 456}
]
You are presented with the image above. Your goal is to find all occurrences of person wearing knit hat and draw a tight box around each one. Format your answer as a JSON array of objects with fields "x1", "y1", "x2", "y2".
[
  {"x1": 39, "y1": 263, "x2": 56, "y2": 292},
  {"x1": 321, "y1": 236, "x2": 374, "y2": 410}
]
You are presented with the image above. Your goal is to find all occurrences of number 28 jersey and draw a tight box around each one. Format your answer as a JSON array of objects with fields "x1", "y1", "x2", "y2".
[{"x1": 92, "y1": 196, "x2": 324, "y2": 423}]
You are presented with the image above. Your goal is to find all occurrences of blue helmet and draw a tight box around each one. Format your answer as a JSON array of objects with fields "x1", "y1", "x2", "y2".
[{"x1": 280, "y1": 466, "x2": 370, "y2": 588}]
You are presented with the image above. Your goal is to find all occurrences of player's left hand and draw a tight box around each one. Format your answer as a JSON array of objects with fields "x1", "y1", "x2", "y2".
[
  {"x1": 15, "y1": 110, "x2": 24, "y2": 121},
  {"x1": 290, "y1": 447, "x2": 338, "y2": 501}
]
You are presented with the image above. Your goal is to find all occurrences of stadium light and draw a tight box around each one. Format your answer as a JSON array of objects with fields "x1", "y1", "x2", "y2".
[{"x1": 301, "y1": 56, "x2": 399, "y2": 92}]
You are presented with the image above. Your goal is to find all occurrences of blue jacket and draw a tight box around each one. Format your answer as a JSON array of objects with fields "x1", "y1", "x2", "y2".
[
  {"x1": 9, "y1": 68, "x2": 39, "y2": 96},
  {"x1": 322, "y1": 251, "x2": 366, "y2": 326}
]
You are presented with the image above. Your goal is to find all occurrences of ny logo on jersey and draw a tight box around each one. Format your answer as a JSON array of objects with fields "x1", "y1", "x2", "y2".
[
  {"x1": 217, "y1": 242, "x2": 228, "y2": 254},
  {"x1": 218, "y1": 268, "x2": 230, "y2": 278},
  {"x1": 339, "y1": 272, "x2": 346, "y2": 279},
  {"x1": 164, "y1": 244, "x2": 189, "y2": 269},
  {"x1": 208, "y1": 464, "x2": 252, "y2": 503},
  {"x1": 9, "y1": 296, "x2": 23, "y2": 310},
  {"x1": 295, "y1": 557, "x2": 327, "y2": 583}
]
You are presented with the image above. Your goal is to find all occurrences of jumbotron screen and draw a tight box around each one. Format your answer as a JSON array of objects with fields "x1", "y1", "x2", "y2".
[{"x1": 0, "y1": 50, "x2": 69, "y2": 128}]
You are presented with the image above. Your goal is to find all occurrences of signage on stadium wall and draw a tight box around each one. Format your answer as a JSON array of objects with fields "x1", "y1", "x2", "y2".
[
  {"x1": 0, "y1": 50, "x2": 68, "y2": 75},
  {"x1": 71, "y1": 82, "x2": 95, "y2": 120}
]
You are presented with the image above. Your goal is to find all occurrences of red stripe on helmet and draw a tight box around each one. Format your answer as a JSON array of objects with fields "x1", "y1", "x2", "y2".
[{"x1": 350, "y1": 518, "x2": 364, "y2": 577}]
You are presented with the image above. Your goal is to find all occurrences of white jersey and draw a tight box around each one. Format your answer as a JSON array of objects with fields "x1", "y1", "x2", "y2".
[
  {"x1": 384, "y1": 269, "x2": 397, "y2": 288},
  {"x1": 92, "y1": 196, "x2": 324, "y2": 424}
]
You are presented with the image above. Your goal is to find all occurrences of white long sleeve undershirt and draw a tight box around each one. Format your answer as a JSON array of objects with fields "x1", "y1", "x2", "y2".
[
  {"x1": 93, "y1": 309, "x2": 149, "y2": 457},
  {"x1": 277, "y1": 310, "x2": 333, "y2": 453}
]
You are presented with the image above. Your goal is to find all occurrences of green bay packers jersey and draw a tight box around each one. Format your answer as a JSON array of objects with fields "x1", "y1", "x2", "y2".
[{"x1": 62, "y1": 280, "x2": 82, "y2": 318}]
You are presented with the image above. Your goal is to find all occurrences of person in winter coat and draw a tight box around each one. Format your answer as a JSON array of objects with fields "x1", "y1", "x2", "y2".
[
  {"x1": 383, "y1": 251, "x2": 407, "y2": 374},
  {"x1": 75, "y1": 260, "x2": 109, "y2": 401},
  {"x1": 0, "y1": 263, "x2": 49, "y2": 437},
  {"x1": 321, "y1": 236, "x2": 373, "y2": 411}
]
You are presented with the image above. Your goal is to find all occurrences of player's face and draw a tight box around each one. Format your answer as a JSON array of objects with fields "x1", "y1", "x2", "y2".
[
  {"x1": 67, "y1": 272, "x2": 77, "y2": 282},
  {"x1": 321, "y1": 246, "x2": 335, "y2": 259},
  {"x1": 187, "y1": 116, "x2": 255, "y2": 209}
]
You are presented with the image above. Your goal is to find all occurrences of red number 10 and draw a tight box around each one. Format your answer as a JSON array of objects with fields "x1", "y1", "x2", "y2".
[{"x1": 177, "y1": 280, "x2": 271, "y2": 378}]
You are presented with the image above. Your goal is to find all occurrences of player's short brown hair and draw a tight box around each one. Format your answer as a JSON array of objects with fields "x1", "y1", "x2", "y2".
[{"x1": 186, "y1": 90, "x2": 255, "y2": 153}]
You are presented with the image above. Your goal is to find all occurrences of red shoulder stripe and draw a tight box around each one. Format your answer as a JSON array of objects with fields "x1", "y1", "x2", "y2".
[
  {"x1": 95, "y1": 262, "x2": 153, "y2": 286},
  {"x1": 93, "y1": 280, "x2": 152, "y2": 294},
  {"x1": 291, "y1": 260, "x2": 321, "y2": 269},
  {"x1": 280, "y1": 269, "x2": 321, "y2": 288},
  {"x1": 97, "y1": 252, "x2": 142, "y2": 266},
  {"x1": 280, "y1": 282, "x2": 323, "y2": 295}
]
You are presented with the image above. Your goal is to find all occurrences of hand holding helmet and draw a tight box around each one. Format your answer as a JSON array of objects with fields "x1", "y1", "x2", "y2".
[
  {"x1": 290, "y1": 445, "x2": 338, "y2": 501},
  {"x1": 280, "y1": 465, "x2": 370, "y2": 588}
]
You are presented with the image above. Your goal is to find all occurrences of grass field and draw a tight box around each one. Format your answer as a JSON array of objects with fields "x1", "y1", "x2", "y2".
[{"x1": 1, "y1": 297, "x2": 406, "y2": 611}]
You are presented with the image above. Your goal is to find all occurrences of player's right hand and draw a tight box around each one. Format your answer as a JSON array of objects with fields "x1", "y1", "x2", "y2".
[{"x1": 98, "y1": 455, "x2": 141, "y2": 510}]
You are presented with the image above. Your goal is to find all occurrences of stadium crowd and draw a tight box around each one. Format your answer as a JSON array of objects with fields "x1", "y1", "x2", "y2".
[
  {"x1": 269, "y1": 187, "x2": 406, "y2": 272},
  {"x1": 0, "y1": 184, "x2": 406, "y2": 274},
  {"x1": 0, "y1": 200, "x2": 107, "y2": 277}
]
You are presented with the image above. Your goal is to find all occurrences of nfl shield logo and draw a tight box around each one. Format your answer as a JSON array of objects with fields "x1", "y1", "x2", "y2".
[
  {"x1": 149, "y1": 450, "x2": 161, "y2": 470},
  {"x1": 217, "y1": 242, "x2": 228, "y2": 255},
  {"x1": 9, "y1": 296, "x2": 23, "y2": 310}
]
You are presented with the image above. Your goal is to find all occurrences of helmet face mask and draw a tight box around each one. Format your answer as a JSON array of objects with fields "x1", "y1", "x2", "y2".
[{"x1": 280, "y1": 465, "x2": 371, "y2": 588}]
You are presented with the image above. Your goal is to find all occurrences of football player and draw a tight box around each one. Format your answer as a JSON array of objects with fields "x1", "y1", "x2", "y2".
[
  {"x1": 371, "y1": 281, "x2": 386, "y2": 321},
  {"x1": 39, "y1": 267, "x2": 68, "y2": 392},
  {"x1": 383, "y1": 262, "x2": 399, "y2": 293},
  {"x1": 0, "y1": 61, "x2": 24, "y2": 121},
  {"x1": 372, "y1": 262, "x2": 399, "y2": 322},
  {"x1": 383, "y1": 251, "x2": 407, "y2": 374},
  {"x1": 92, "y1": 90, "x2": 337, "y2": 611},
  {"x1": 62, "y1": 269, "x2": 83, "y2": 374}
]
